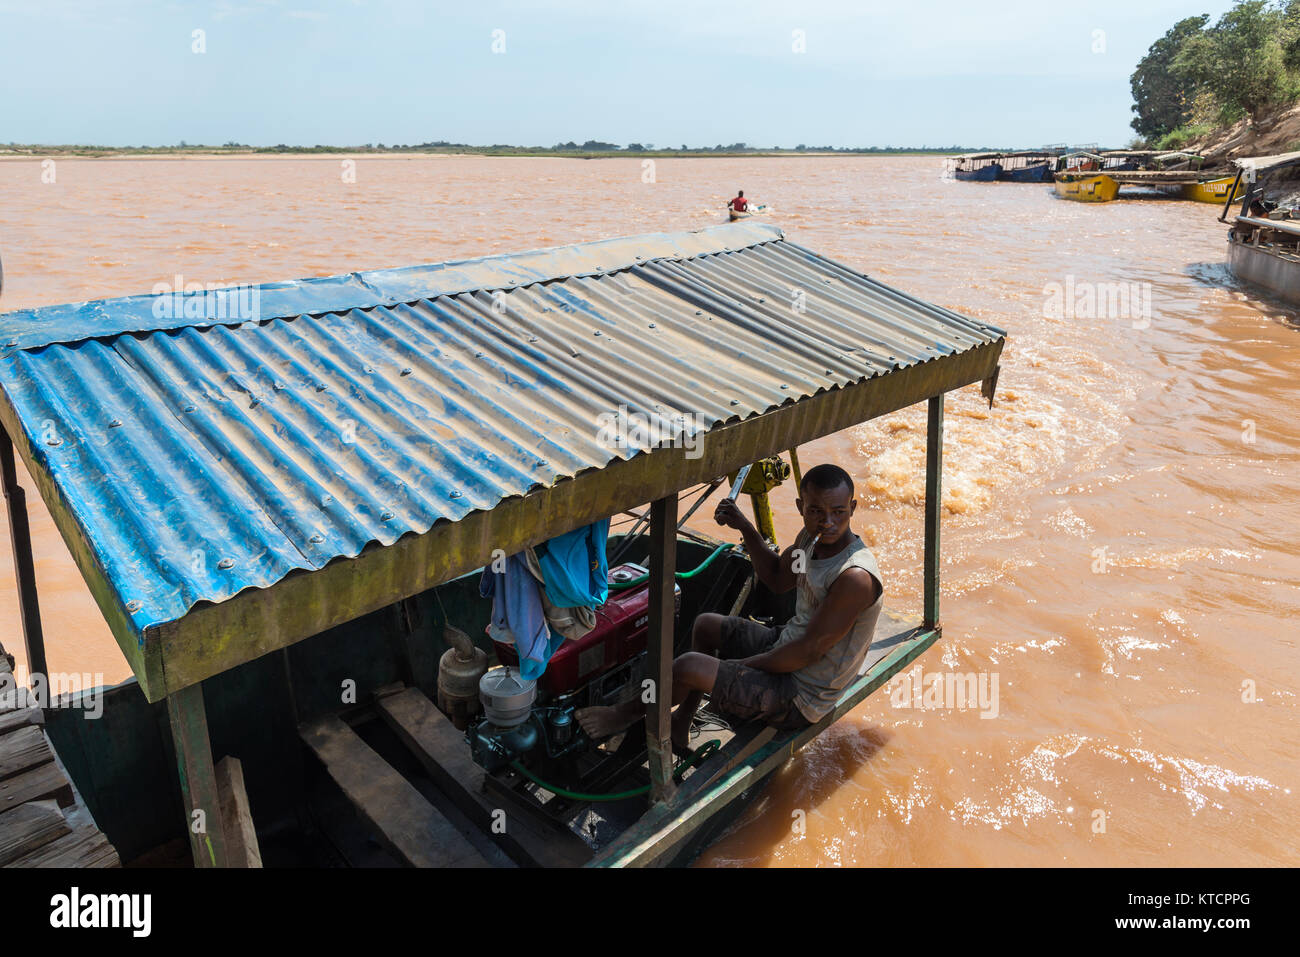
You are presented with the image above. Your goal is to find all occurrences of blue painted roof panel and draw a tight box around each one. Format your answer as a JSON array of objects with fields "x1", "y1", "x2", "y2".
[{"x1": 0, "y1": 223, "x2": 1005, "y2": 641}]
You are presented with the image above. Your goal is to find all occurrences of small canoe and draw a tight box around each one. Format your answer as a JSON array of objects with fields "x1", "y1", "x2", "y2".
[
  {"x1": 1183, "y1": 176, "x2": 1246, "y2": 204},
  {"x1": 955, "y1": 163, "x2": 1002, "y2": 182},
  {"x1": 1054, "y1": 173, "x2": 1119, "y2": 203},
  {"x1": 728, "y1": 208, "x2": 751, "y2": 221}
]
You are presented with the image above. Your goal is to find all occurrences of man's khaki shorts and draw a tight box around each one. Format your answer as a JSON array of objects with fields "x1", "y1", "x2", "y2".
[{"x1": 707, "y1": 616, "x2": 813, "y2": 732}]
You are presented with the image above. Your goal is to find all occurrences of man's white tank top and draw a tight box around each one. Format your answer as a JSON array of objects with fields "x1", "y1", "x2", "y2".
[{"x1": 776, "y1": 526, "x2": 884, "y2": 723}]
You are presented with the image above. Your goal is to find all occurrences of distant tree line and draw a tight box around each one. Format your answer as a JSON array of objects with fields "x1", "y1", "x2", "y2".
[
  {"x1": 1131, "y1": 0, "x2": 1300, "y2": 147},
  {"x1": 4, "y1": 141, "x2": 1011, "y2": 157}
]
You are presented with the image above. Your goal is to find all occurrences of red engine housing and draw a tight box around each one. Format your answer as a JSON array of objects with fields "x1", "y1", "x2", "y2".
[{"x1": 492, "y1": 563, "x2": 680, "y2": 697}]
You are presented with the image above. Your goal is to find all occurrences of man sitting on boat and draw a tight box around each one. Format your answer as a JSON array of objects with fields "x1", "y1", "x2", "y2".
[
  {"x1": 576, "y1": 464, "x2": 884, "y2": 752},
  {"x1": 727, "y1": 190, "x2": 749, "y2": 214}
]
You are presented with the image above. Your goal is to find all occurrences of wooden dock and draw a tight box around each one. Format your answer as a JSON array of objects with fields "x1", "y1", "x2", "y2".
[{"x1": 0, "y1": 644, "x2": 119, "y2": 868}]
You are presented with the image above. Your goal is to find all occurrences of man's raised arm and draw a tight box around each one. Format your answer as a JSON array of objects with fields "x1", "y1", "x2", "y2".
[{"x1": 713, "y1": 497, "x2": 799, "y2": 594}]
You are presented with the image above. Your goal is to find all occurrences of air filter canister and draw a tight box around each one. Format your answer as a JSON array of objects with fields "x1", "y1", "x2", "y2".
[{"x1": 479, "y1": 667, "x2": 536, "y2": 728}]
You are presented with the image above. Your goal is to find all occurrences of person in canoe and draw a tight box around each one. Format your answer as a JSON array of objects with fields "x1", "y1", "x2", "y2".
[
  {"x1": 727, "y1": 190, "x2": 749, "y2": 215},
  {"x1": 576, "y1": 464, "x2": 885, "y2": 753}
]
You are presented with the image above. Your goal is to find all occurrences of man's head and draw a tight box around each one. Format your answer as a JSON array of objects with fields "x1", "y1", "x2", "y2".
[
  {"x1": 738, "y1": 190, "x2": 744, "y2": 197},
  {"x1": 796, "y1": 464, "x2": 856, "y2": 548}
]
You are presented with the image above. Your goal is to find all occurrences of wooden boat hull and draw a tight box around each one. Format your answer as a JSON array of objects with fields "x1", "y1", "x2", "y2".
[
  {"x1": 1228, "y1": 235, "x2": 1300, "y2": 307},
  {"x1": 37, "y1": 527, "x2": 940, "y2": 868},
  {"x1": 1054, "y1": 173, "x2": 1119, "y2": 203},
  {"x1": 40, "y1": 532, "x2": 747, "y2": 866},
  {"x1": 1183, "y1": 176, "x2": 1246, "y2": 204},
  {"x1": 955, "y1": 163, "x2": 1002, "y2": 182},
  {"x1": 728, "y1": 208, "x2": 751, "y2": 221},
  {"x1": 1002, "y1": 162, "x2": 1051, "y2": 183}
]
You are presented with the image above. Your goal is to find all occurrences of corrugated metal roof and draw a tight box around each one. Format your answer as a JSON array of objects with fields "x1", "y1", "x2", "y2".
[{"x1": 0, "y1": 222, "x2": 1004, "y2": 649}]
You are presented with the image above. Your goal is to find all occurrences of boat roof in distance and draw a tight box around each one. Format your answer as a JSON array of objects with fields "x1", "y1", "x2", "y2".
[
  {"x1": 1234, "y1": 151, "x2": 1300, "y2": 174},
  {"x1": 0, "y1": 222, "x2": 1005, "y2": 700},
  {"x1": 953, "y1": 151, "x2": 1056, "y2": 161},
  {"x1": 1235, "y1": 215, "x2": 1300, "y2": 238}
]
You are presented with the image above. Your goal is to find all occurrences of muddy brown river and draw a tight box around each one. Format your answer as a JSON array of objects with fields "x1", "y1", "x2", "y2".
[{"x1": 0, "y1": 154, "x2": 1295, "y2": 866}]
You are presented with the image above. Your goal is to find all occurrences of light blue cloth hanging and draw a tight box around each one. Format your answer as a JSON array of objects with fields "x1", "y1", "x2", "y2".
[
  {"x1": 479, "y1": 554, "x2": 565, "y2": 681},
  {"x1": 535, "y1": 518, "x2": 610, "y2": 608},
  {"x1": 478, "y1": 518, "x2": 610, "y2": 680}
]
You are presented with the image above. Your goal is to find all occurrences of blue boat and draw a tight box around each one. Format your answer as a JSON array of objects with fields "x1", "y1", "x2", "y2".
[
  {"x1": 955, "y1": 162, "x2": 1002, "y2": 182},
  {"x1": 1003, "y1": 162, "x2": 1051, "y2": 183}
]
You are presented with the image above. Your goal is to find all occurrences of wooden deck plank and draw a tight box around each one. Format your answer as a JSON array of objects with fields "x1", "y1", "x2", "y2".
[
  {"x1": 8, "y1": 824, "x2": 120, "y2": 868},
  {"x1": 0, "y1": 649, "x2": 37, "y2": 715},
  {"x1": 375, "y1": 687, "x2": 592, "y2": 868},
  {"x1": 0, "y1": 724, "x2": 52, "y2": 782},
  {"x1": 590, "y1": 612, "x2": 938, "y2": 867},
  {"x1": 0, "y1": 686, "x2": 37, "y2": 715},
  {"x1": 0, "y1": 757, "x2": 74, "y2": 812},
  {"x1": 1, "y1": 646, "x2": 25, "y2": 714},
  {"x1": 0, "y1": 800, "x2": 71, "y2": 866},
  {"x1": 0, "y1": 706, "x2": 42, "y2": 737},
  {"x1": 0, "y1": 642, "x2": 120, "y2": 870},
  {"x1": 300, "y1": 712, "x2": 487, "y2": 868}
]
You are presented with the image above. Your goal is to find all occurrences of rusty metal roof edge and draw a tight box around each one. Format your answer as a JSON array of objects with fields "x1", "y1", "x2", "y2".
[{"x1": 0, "y1": 221, "x2": 786, "y2": 354}]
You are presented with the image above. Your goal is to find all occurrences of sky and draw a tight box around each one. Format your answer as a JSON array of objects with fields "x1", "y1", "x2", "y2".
[{"x1": 0, "y1": 0, "x2": 1244, "y2": 149}]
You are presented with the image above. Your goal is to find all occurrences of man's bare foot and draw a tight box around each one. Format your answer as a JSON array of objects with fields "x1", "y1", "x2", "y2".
[{"x1": 576, "y1": 704, "x2": 639, "y2": 740}]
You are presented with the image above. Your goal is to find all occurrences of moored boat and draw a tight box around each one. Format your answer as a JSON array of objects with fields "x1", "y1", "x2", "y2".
[
  {"x1": 1224, "y1": 151, "x2": 1300, "y2": 307},
  {"x1": 1054, "y1": 172, "x2": 1120, "y2": 203},
  {"x1": 954, "y1": 162, "x2": 1002, "y2": 182},
  {"x1": 1183, "y1": 176, "x2": 1246, "y2": 204},
  {"x1": 1229, "y1": 221, "x2": 1300, "y2": 305},
  {"x1": 951, "y1": 150, "x2": 1058, "y2": 183},
  {"x1": 1003, "y1": 162, "x2": 1051, "y2": 183}
]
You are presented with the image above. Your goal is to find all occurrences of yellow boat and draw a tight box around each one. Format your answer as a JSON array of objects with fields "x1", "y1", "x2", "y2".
[
  {"x1": 1182, "y1": 176, "x2": 1246, "y2": 204},
  {"x1": 1054, "y1": 173, "x2": 1120, "y2": 203}
]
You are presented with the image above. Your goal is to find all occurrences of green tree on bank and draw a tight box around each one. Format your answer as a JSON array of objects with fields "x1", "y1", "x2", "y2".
[
  {"x1": 1131, "y1": 0, "x2": 1300, "y2": 144},
  {"x1": 1130, "y1": 15, "x2": 1209, "y2": 140}
]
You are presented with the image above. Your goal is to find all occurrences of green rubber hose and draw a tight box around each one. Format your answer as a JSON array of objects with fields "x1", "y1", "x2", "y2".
[
  {"x1": 508, "y1": 738, "x2": 721, "y2": 802},
  {"x1": 608, "y1": 543, "x2": 735, "y2": 591}
]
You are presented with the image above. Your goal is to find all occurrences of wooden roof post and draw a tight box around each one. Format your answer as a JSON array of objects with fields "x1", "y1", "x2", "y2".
[
  {"x1": 1, "y1": 426, "x2": 48, "y2": 681},
  {"x1": 924, "y1": 394, "x2": 944, "y2": 631},
  {"x1": 647, "y1": 494, "x2": 677, "y2": 803},
  {"x1": 165, "y1": 681, "x2": 230, "y2": 867}
]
